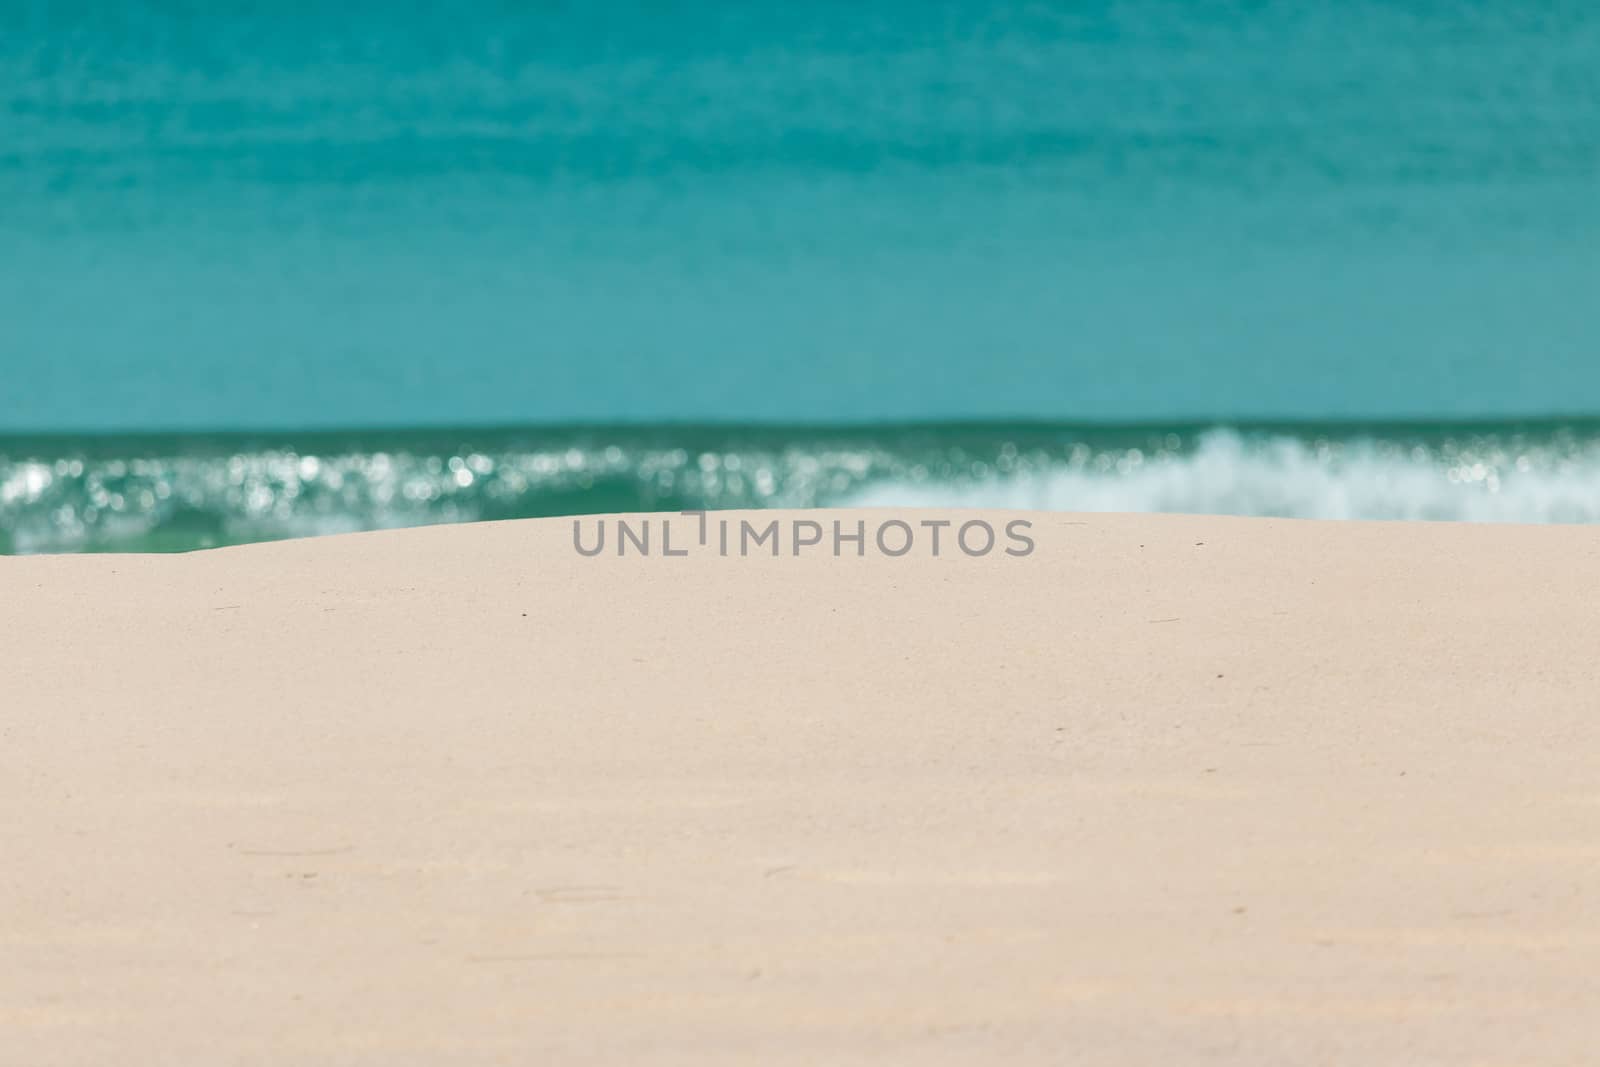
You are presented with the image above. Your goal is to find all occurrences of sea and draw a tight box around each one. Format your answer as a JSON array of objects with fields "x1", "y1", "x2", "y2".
[{"x1": 4, "y1": 1, "x2": 1599, "y2": 551}]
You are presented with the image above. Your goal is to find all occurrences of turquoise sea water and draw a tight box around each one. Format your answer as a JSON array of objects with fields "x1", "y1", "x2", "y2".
[
  {"x1": 9, "y1": 421, "x2": 1600, "y2": 552},
  {"x1": 4, "y1": 2, "x2": 1599, "y2": 549}
]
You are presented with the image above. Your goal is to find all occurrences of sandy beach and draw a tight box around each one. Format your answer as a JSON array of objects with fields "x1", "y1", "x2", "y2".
[{"x1": 5, "y1": 510, "x2": 1598, "y2": 1064}]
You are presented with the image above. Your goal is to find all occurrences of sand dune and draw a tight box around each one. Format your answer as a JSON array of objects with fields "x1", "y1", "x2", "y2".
[{"x1": 5, "y1": 511, "x2": 1598, "y2": 1064}]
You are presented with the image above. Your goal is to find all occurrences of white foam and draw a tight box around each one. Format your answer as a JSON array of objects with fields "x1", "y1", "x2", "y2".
[{"x1": 842, "y1": 430, "x2": 1600, "y2": 523}]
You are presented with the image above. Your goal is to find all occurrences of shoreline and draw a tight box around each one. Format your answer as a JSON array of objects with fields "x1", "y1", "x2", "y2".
[
  {"x1": 6, "y1": 511, "x2": 1598, "y2": 1063},
  {"x1": 11, "y1": 421, "x2": 1600, "y2": 554}
]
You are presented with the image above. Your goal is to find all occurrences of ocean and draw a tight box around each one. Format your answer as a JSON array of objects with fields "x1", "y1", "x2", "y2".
[{"x1": 4, "y1": 1, "x2": 1599, "y2": 551}]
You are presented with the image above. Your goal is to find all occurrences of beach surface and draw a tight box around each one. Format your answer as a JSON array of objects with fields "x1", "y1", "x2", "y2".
[{"x1": 5, "y1": 511, "x2": 1598, "y2": 1064}]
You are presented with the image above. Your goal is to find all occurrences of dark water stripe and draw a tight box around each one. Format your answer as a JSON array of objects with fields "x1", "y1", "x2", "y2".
[{"x1": 6, "y1": 419, "x2": 1600, "y2": 553}]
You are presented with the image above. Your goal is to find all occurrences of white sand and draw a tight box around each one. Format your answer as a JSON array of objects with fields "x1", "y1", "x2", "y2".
[{"x1": 5, "y1": 511, "x2": 1598, "y2": 1064}]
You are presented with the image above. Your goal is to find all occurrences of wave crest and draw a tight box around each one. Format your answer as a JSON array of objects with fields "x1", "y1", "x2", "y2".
[
  {"x1": 6, "y1": 425, "x2": 1600, "y2": 552},
  {"x1": 844, "y1": 429, "x2": 1600, "y2": 523}
]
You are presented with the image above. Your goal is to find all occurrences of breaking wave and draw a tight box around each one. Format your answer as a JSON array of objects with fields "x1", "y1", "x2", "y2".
[
  {"x1": 844, "y1": 429, "x2": 1600, "y2": 523},
  {"x1": 5, "y1": 422, "x2": 1600, "y2": 553}
]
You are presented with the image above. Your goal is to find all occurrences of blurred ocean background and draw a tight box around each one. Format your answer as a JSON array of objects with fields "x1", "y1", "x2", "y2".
[{"x1": 4, "y1": 1, "x2": 1598, "y2": 550}]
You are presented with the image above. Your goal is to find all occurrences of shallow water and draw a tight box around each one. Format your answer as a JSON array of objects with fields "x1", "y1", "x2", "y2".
[
  {"x1": 7, "y1": 421, "x2": 1600, "y2": 552},
  {"x1": 5, "y1": 1, "x2": 1599, "y2": 431}
]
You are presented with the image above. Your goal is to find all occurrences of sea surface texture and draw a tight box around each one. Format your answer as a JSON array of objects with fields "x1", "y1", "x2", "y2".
[
  {"x1": 7, "y1": 422, "x2": 1600, "y2": 552},
  {"x1": 4, "y1": 2, "x2": 1598, "y2": 549}
]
